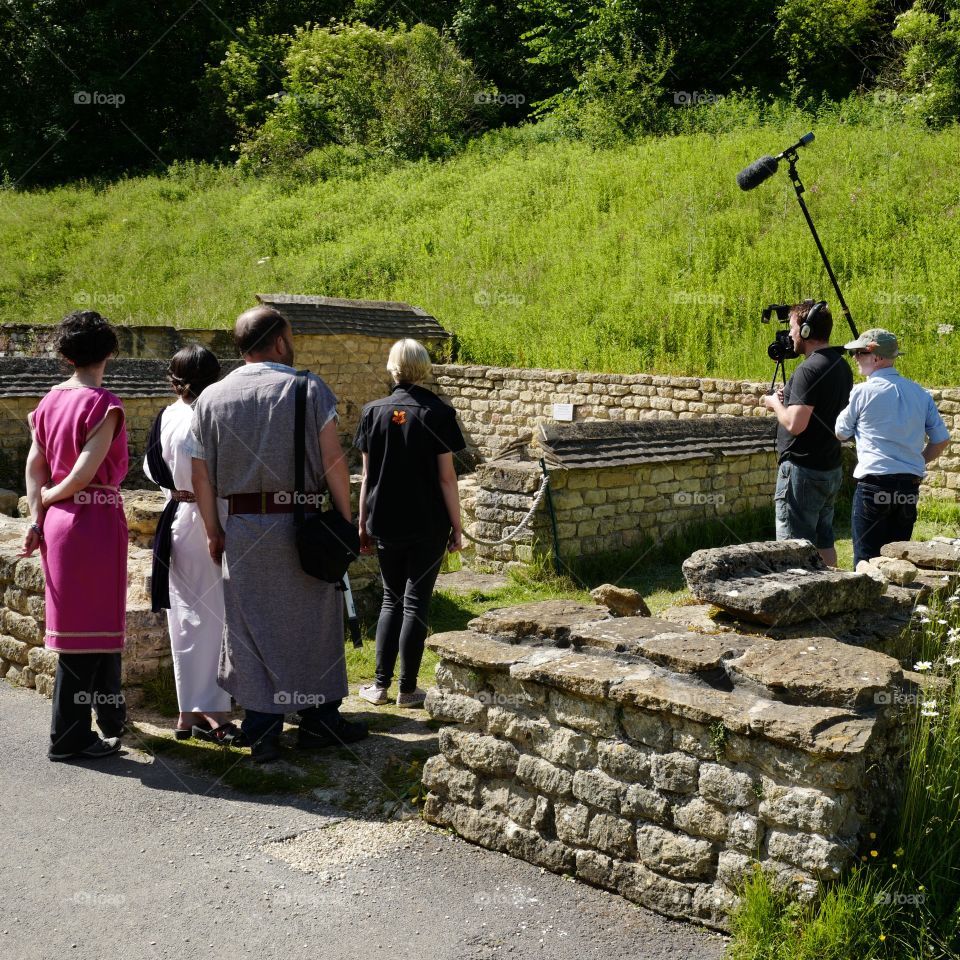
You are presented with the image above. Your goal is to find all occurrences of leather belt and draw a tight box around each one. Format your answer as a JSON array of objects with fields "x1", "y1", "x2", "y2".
[{"x1": 228, "y1": 492, "x2": 322, "y2": 515}]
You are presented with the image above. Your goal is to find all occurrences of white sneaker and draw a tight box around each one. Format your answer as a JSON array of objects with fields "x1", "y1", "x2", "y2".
[
  {"x1": 358, "y1": 684, "x2": 389, "y2": 705},
  {"x1": 396, "y1": 688, "x2": 427, "y2": 709}
]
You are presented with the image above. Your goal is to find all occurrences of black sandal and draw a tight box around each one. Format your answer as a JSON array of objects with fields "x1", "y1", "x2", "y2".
[
  {"x1": 191, "y1": 721, "x2": 242, "y2": 745},
  {"x1": 174, "y1": 718, "x2": 212, "y2": 741}
]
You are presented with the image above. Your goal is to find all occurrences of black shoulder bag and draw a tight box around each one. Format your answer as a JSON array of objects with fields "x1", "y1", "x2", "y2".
[{"x1": 294, "y1": 372, "x2": 360, "y2": 583}]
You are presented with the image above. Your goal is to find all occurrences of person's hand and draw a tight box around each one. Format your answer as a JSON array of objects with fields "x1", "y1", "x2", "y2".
[
  {"x1": 40, "y1": 485, "x2": 56, "y2": 509},
  {"x1": 19, "y1": 527, "x2": 41, "y2": 558},
  {"x1": 447, "y1": 529, "x2": 463, "y2": 554},
  {"x1": 207, "y1": 528, "x2": 225, "y2": 565},
  {"x1": 359, "y1": 527, "x2": 374, "y2": 556}
]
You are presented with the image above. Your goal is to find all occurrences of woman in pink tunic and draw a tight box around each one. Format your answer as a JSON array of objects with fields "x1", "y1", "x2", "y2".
[{"x1": 22, "y1": 311, "x2": 129, "y2": 761}]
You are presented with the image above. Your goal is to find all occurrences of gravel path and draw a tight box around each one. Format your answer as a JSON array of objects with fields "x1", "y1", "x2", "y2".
[{"x1": 1, "y1": 681, "x2": 728, "y2": 960}]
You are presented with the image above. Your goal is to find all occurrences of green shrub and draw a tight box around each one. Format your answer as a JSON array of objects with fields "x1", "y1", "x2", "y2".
[{"x1": 238, "y1": 22, "x2": 491, "y2": 173}]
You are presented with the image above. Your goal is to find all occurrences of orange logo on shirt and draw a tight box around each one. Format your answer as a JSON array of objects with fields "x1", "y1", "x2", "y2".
[{"x1": 392, "y1": 409, "x2": 407, "y2": 425}]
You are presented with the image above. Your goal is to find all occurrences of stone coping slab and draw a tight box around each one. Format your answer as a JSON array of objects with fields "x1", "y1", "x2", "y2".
[
  {"x1": 468, "y1": 600, "x2": 611, "y2": 643},
  {"x1": 682, "y1": 540, "x2": 886, "y2": 626},
  {"x1": 881, "y1": 538, "x2": 960, "y2": 571}
]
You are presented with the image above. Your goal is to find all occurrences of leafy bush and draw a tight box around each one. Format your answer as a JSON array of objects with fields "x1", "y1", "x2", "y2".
[
  {"x1": 893, "y1": 0, "x2": 960, "y2": 127},
  {"x1": 238, "y1": 22, "x2": 491, "y2": 173}
]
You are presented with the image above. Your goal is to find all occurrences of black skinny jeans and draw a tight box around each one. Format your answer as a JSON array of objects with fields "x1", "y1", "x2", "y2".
[
  {"x1": 50, "y1": 651, "x2": 126, "y2": 754},
  {"x1": 375, "y1": 529, "x2": 449, "y2": 693}
]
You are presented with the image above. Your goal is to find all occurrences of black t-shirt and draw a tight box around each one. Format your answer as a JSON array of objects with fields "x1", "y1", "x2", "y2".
[
  {"x1": 776, "y1": 346, "x2": 853, "y2": 470},
  {"x1": 354, "y1": 383, "x2": 466, "y2": 543}
]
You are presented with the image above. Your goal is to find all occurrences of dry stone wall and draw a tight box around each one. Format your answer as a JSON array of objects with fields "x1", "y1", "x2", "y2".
[
  {"x1": 422, "y1": 600, "x2": 909, "y2": 931},
  {"x1": 430, "y1": 364, "x2": 959, "y2": 501}
]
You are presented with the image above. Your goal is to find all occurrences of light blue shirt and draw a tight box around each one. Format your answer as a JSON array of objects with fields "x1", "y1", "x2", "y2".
[{"x1": 835, "y1": 367, "x2": 950, "y2": 478}]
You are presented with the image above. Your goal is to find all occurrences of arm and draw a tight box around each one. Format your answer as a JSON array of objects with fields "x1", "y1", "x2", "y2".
[
  {"x1": 437, "y1": 452, "x2": 463, "y2": 552},
  {"x1": 762, "y1": 392, "x2": 814, "y2": 436},
  {"x1": 40, "y1": 409, "x2": 122, "y2": 507},
  {"x1": 320, "y1": 418, "x2": 351, "y2": 523},
  {"x1": 191, "y1": 457, "x2": 224, "y2": 564},
  {"x1": 357, "y1": 452, "x2": 373, "y2": 555},
  {"x1": 924, "y1": 438, "x2": 950, "y2": 463},
  {"x1": 22, "y1": 437, "x2": 49, "y2": 557}
]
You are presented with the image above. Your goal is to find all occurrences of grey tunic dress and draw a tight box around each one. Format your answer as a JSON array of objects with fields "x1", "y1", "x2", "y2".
[{"x1": 188, "y1": 362, "x2": 347, "y2": 713}]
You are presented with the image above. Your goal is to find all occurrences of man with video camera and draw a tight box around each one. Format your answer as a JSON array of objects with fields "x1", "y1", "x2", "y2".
[
  {"x1": 835, "y1": 328, "x2": 950, "y2": 568},
  {"x1": 761, "y1": 299, "x2": 853, "y2": 567}
]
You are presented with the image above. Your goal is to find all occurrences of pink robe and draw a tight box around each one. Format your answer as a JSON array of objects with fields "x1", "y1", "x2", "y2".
[{"x1": 30, "y1": 387, "x2": 129, "y2": 653}]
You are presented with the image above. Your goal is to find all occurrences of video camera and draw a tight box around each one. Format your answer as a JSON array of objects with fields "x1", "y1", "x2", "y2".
[{"x1": 761, "y1": 303, "x2": 798, "y2": 363}]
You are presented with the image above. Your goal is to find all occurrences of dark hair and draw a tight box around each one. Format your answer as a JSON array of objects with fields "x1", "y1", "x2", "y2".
[
  {"x1": 791, "y1": 300, "x2": 833, "y2": 341},
  {"x1": 234, "y1": 306, "x2": 289, "y2": 356},
  {"x1": 168, "y1": 344, "x2": 221, "y2": 401},
  {"x1": 54, "y1": 311, "x2": 119, "y2": 367}
]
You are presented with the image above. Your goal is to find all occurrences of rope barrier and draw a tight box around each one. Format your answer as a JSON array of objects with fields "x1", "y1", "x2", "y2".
[{"x1": 461, "y1": 472, "x2": 551, "y2": 547}]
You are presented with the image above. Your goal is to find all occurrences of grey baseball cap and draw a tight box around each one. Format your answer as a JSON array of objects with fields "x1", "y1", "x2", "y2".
[{"x1": 844, "y1": 328, "x2": 903, "y2": 359}]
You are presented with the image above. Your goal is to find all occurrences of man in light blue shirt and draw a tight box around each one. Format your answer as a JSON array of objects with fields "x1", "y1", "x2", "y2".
[{"x1": 835, "y1": 328, "x2": 950, "y2": 567}]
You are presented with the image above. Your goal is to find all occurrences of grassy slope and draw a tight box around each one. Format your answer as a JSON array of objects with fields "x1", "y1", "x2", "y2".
[{"x1": 3, "y1": 118, "x2": 959, "y2": 384}]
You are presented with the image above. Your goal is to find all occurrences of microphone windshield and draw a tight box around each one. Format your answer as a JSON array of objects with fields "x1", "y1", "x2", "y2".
[{"x1": 736, "y1": 155, "x2": 778, "y2": 191}]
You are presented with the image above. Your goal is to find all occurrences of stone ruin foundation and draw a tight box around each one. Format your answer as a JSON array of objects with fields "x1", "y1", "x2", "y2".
[{"x1": 420, "y1": 539, "x2": 952, "y2": 931}]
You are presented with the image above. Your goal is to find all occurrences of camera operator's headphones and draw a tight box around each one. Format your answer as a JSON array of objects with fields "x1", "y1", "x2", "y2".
[{"x1": 799, "y1": 299, "x2": 827, "y2": 340}]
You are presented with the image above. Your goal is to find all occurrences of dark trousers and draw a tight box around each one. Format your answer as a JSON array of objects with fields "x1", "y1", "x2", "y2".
[
  {"x1": 852, "y1": 475, "x2": 920, "y2": 568},
  {"x1": 243, "y1": 700, "x2": 343, "y2": 744},
  {"x1": 375, "y1": 529, "x2": 448, "y2": 693},
  {"x1": 50, "y1": 652, "x2": 126, "y2": 754}
]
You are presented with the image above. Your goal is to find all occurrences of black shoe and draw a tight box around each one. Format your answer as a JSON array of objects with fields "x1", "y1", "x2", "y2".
[
  {"x1": 250, "y1": 736, "x2": 282, "y2": 764},
  {"x1": 297, "y1": 714, "x2": 369, "y2": 750},
  {"x1": 49, "y1": 737, "x2": 121, "y2": 762}
]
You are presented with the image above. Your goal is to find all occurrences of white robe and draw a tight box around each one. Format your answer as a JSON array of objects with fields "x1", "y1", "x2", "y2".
[{"x1": 144, "y1": 399, "x2": 230, "y2": 713}]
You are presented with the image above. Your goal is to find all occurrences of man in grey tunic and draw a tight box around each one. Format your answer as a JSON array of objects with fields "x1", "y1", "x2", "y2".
[{"x1": 188, "y1": 306, "x2": 367, "y2": 762}]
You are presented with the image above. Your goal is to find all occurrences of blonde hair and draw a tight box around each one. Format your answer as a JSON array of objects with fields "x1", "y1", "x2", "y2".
[{"x1": 386, "y1": 338, "x2": 431, "y2": 384}]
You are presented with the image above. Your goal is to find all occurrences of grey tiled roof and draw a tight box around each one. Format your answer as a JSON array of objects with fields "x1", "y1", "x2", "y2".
[
  {"x1": 0, "y1": 358, "x2": 241, "y2": 398},
  {"x1": 257, "y1": 294, "x2": 450, "y2": 339},
  {"x1": 537, "y1": 417, "x2": 776, "y2": 468}
]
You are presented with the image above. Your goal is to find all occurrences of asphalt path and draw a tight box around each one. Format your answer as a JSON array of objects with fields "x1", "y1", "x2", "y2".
[{"x1": 0, "y1": 682, "x2": 728, "y2": 960}]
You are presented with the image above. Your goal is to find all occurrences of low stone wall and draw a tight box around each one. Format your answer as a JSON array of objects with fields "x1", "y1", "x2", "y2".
[
  {"x1": 0, "y1": 515, "x2": 170, "y2": 694},
  {"x1": 430, "y1": 363, "x2": 959, "y2": 500},
  {"x1": 421, "y1": 600, "x2": 908, "y2": 931},
  {"x1": 464, "y1": 451, "x2": 775, "y2": 566}
]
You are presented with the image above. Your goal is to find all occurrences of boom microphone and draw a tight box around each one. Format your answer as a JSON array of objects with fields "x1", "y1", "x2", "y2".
[
  {"x1": 736, "y1": 156, "x2": 778, "y2": 191},
  {"x1": 736, "y1": 132, "x2": 815, "y2": 191}
]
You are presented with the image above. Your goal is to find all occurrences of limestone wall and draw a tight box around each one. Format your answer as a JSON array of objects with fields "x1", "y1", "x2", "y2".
[
  {"x1": 430, "y1": 364, "x2": 960, "y2": 500},
  {"x1": 422, "y1": 601, "x2": 908, "y2": 931},
  {"x1": 464, "y1": 451, "x2": 775, "y2": 566}
]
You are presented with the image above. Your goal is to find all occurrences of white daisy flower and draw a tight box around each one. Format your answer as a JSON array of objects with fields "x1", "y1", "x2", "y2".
[{"x1": 914, "y1": 661, "x2": 933, "y2": 672}]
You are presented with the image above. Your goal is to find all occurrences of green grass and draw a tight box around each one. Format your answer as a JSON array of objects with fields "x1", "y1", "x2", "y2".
[{"x1": 4, "y1": 107, "x2": 960, "y2": 385}]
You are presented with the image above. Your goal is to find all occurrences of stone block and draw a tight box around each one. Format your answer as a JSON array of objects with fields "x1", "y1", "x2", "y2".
[
  {"x1": 635, "y1": 825, "x2": 716, "y2": 881},
  {"x1": 530, "y1": 724, "x2": 597, "y2": 768},
  {"x1": 27, "y1": 646, "x2": 58, "y2": 675},
  {"x1": 0, "y1": 633, "x2": 29, "y2": 665},
  {"x1": 549, "y1": 688, "x2": 618, "y2": 737},
  {"x1": 434, "y1": 662, "x2": 483, "y2": 696},
  {"x1": 502, "y1": 824, "x2": 576, "y2": 874},
  {"x1": 589, "y1": 584, "x2": 651, "y2": 617},
  {"x1": 621, "y1": 784, "x2": 671, "y2": 824},
  {"x1": 34, "y1": 672, "x2": 54, "y2": 697},
  {"x1": 672, "y1": 797, "x2": 728, "y2": 842},
  {"x1": 572, "y1": 769, "x2": 623, "y2": 813},
  {"x1": 597, "y1": 739, "x2": 652, "y2": 784},
  {"x1": 469, "y1": 600, "x2": 610, "y2": 644},
  {"x1": 620, "y1": 707, "x2": 673, "y2": 751},
  {"x1": 442, "y1": 729, "x2": 520, "y2": 778},
  {"x1": 13, "y1": 557, "x2": 44, "y2": 592},
  {"x1": 765, "y1": 829, "x2": 851, "y2": 878},
  {"x1": 555, "y1": 802, "x2": 592, "y2": 844},
  {"x1": 651, "y1": 752, "x2": 700, "y2": 794},
  {"x1": 427, "y1": 631, "x2": 524, "y2": 673},
  {"x1": 619, "y1": 862, "x2": 696, "y2": 920},
  {"x1": 758, "y1": 785, "x2": 846, "y2": 835},
  {"x1": 513, "y1": 651, "x2": 637, "y2": 700},
  {"x1": 588, "y1": 813, "x2": 635, "y2": 857},
  {"x1": 682, "y1": 540, "x2": 885, "y2": 625},
  {"x1": 698, "y1": 763, "x2": 757, "y2": 808},
  {"x1": 421, "y1": 755, "x2": 480, "y2": 805},
  {"x1": 881, "y1": 538, "x2": 960, "y2": 571},
  {"x1": 424, "y1": 688, "x2": 487, "y2": 727},
  {"x1": 726, "y1": 812, "x2": 764, "y2": 854},
  {"x1": 515, "y1": 754, "x2": 573, "y2": 797},
  {"x1": 575, "y1": 849, "x2": 623, "y2": 890}
]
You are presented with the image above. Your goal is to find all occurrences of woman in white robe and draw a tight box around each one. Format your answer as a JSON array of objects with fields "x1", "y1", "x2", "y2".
[{"x1": 144, "y1": 346, "x2": 234, "y2": 741}]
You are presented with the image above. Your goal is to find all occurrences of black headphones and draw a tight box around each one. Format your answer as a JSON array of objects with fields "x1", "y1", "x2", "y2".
[{"x1": 799, "y1": 300, "x2": 827, "y2": 340}]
